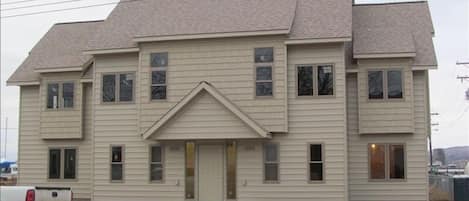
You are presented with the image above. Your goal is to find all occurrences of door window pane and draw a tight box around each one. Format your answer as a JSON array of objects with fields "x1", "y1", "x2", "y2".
[
  {"x1": 63, "y1": 83, "x2": 74, "y2": 108},
  {"x1": 47, "y1": 83, "x2": 59, "y2": 109},
  {"x1": 226, "y1": 141, "x2": 237, "y2": 199},
  {"x1": 49, "y1": 149, "x2": 61, "y2": 179},
  {"x1": 255, "y1": 48, "x2": 273, "y2": 63},
  {"x1": 369, "y1": 144, "x2": 386, "y2": 179},
  {"x1": 102, "y1": 75, "x2": 116, "y2": 102},
  {"x1": 388, "y1": 70, "x2": 403, "y2": 99},
  {"x1": 185, "y1": 142, "x2": 195, "y2": 199},
  {"x1": 318, "y1": 65, "x2": 334, "y2": 95},
  {"x1": 64, "y1": 149, "x2": 76, "y2": 179},
  {"x1": 390, "y1": 145, "x2": 405, "y2": 179},
  {"x1": 119, "y1": 74, "x2": 133, "y2": 102},
  {"x1": 368, "y1": 71, "x2": 384, "y2": 99},
  {"x1": 298, "y1": 66, "x2": 313, "y2": 96}
]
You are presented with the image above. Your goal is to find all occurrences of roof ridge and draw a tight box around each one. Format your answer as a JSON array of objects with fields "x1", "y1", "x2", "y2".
[
  {"x1": 55, "y1": 20, "x2": 104, "y2": 26},
  {"x1": 353, "y1": 1, "x2": 427, "y2": 7}
]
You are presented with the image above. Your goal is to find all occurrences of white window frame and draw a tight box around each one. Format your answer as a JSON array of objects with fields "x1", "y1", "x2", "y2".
[
  {"x1": 254, "y1": 47, "x2": 274, "y2": 97},
  {"x1": 368, "y1": 143, "x2": 406, "y2": 182},
  {"x1": 296, "y1": 64, "x2": 335, "y2": 97},
  {"x1": 110, "y1": 145, "x2": 125, "y2": 183},
  {"x1": 367, "y1": 69, "x2": 404, "y2": 101},
  {"x1": 263, "y1": 142, "x2": 279, "y2": 183},
  {"x1": 308, "y1": 143, "x2": 325, "y2": 183},
  {"x1": 150, "y1": 52, "x2": 168, "y2": 100},
  {"x1": 101, "y1": 73, "x2": 135, "y2": 103},
  {"x1": 149, "y1": 144, "x2": 164, "y2": 183},
  {"x1": 46, "y1": 81, "x2": 75, "y2": 109}
]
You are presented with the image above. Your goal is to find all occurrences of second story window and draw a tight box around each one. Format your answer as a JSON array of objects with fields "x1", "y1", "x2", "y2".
[
  {"x1": 151, "y1": 53, "x2": 168, "y2": 100},
  {"x1": 102, "y1": 73, "x2": 134, "y2": 103},
  {"x1": 297, "y1": 64, "x2": 334, "y2": 96},
  {"x1": 368, "y1": 70, "x2": 403, "y2": 100},
  {"x1": 47, "y1": 82, "x2": 74, "y2": 109},
  {"x1": 255, "y1": 48, "x2": 274, "y2": 97}
]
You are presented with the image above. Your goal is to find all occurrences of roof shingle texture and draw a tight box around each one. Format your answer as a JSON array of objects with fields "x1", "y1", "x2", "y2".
[
  {"x1": 87, "y1": 0, "x2": 298, "y2": 50},
  {"x1": 353, "y1": 2, "x2": 437, "y2": 66},
  {"x1": 7, "y1": 21, "x2": 103, "y2": 84}
]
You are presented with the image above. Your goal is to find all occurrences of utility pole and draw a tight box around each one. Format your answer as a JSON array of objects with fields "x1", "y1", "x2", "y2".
[{"x1": 429, "y1": 113, "x2": 439, "y2": 167}]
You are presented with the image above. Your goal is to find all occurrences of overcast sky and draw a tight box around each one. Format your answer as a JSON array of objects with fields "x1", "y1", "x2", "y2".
[{"x1": 1, "y1": 0, "x2": 468, "y2": 161}]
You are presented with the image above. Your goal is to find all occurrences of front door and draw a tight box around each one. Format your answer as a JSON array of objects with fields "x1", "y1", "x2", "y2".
[{"x1": 198, "y1": 144, "x2": 224, "y2": 201}]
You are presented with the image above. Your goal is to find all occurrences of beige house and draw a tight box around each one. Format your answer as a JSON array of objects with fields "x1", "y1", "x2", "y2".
[{"x1": 7, "y1": 0, "x2": 437, "y2": 201}]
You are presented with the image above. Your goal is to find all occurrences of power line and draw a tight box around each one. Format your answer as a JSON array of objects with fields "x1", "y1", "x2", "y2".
[
  {"x1": 1, "y1": 0, "x2": 84, "y2": 11},
  {"x1": 0, "y1": 0, "x2": 42, "y2": 6},
  {"x1": 1, "y1": 0, "x2": 139, "y2": 19}
]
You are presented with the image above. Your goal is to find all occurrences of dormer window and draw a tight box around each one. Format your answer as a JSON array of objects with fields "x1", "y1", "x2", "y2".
[
  {"x1": 368, "y1": 70, "x2": 403, "y2": 100},
  {"x1": 47, "y1": 82, "x2": 74, "y2": 109}
]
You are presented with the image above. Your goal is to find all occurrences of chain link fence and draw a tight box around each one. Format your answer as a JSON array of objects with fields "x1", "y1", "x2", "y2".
[{"x1": 429, "y1": 175, "x2": 454, "y2": 201}]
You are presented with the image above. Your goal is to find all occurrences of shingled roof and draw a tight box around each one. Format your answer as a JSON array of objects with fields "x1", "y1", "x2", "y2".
[
  {"x1": 86, "y1": 0, "x2": 352, "y2": 51},
  {"x1": 7, "y1": 20, "x2": 103, "y2": 85},
  {"x1": 353, "y1": 1, "x2": 437, "y2": 67}
]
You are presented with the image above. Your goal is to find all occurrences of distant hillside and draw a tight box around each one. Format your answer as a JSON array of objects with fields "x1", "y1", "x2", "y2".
[{"x1": 433, "y1": 146, "x2": 469, "y2": 168}]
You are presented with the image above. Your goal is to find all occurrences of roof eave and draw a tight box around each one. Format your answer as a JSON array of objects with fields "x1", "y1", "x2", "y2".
[
  {"x1": 354, "y1": 52, "x2": 417, "y2": 59},
  {"x1": 34, "y1": 66, "x2": 83, "y2": 73},
  {"x1": 285, "y1": 37, "x2": 352, "y2": 45},
  {"x1": 83, "y1": 47, "x2": 140, "y2": 55},
  {"x1": 6, "y1": 81, "x2": 40, "y2": 86},
  {"x1": 133, "y1": 29, "x2": 290, "y2": 43}
]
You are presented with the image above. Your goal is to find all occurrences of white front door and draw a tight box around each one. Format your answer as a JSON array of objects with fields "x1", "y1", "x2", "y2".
[{"x1": 198, "y1": 144, "x2": 224, "y2": 201}]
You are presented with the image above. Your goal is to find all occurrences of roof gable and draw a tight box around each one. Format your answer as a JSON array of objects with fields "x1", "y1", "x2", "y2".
[{"x1": 142, "y1": 81, "x2": 271, "y2": 140}]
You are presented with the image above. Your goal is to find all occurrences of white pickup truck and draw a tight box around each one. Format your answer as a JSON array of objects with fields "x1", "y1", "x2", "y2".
[{"x1": 0, "y1": 186, "x2": 73, "y2": 201}]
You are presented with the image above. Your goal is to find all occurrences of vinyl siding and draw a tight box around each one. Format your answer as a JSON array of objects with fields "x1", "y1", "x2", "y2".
[
  {"x1": 92, "y1": 53, "x2": 186, "y2": 201},
  {"x1": 233, "y1": 43, "x2": 347, "y2": 201},
  {"x1": 347, "y1": 71, "x2": 429, "y2": 201},
  {"x1": 357, "y1": 59, "x2": 415, "y2": 134},
  {"x1": 17, "y1": 84, "x2": 93, "y2": 199},
  {"x1": 40, "y1": 72, "x2": 83, "y2": 139},
  {"x1": 153, "y1": 91, "x2": 262, "y2": 140},
  {"x1": 139, "y1": 36, "x2": 287, "y2": 134}
]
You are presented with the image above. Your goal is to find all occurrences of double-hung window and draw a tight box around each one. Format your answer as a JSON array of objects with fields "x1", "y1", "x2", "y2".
[
  {"x1": 297, "y1": 64, "x2": 334, "y2": 96},
  {"x1": 264, "y1": 143, "x2": 279, "y2": 182},
  {"x1": 150, "y1": 145, "x2": 163, "y2": 182},
  {"x1": 111, "y1": 146, "x2": 124, "y2": 182},
  {"x1": 369, "y1": 143, "x2": 405, "y2": 180},
  {"x1": 309, "y1": 144, "x2": 324, "y2": 181},
  {"x1": 102, "y1": 73, "x2": 134, "y2": 103},
  {"x1": 368, "y1": 70, "x2": 403, "y2": 100},
  {"x1": 151, "y1": 53, "x2": 168, "y2": 100},
  {"x1": 255, "y1": 48, "x2": 274, "y2": 97},
  {"x1": 48, "y1": 148, "x2": 76, "y2": 179},
  {"x1": 47, "y1": 82, "x2": 74, "y2": 109}
]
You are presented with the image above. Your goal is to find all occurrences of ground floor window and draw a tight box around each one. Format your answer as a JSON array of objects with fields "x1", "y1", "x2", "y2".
[
  {"x1": 263, "y1": 143, "x2": 279, "y2": 182},
  {"x1": 111, "y1": 145, "x2": 124, "y2": 182},
  {"x1": 369, "y1": 143, "x2": 406, "y2": 181},
  {"x1": 308, "y1": 144, "x2": 324, "y2": 181},
  {"x1": 150, "y1": 145, "x2": 163, "y2": 182},
  {"x1": 48, "y1": 148, "x2": 76, "y2": 179}
]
